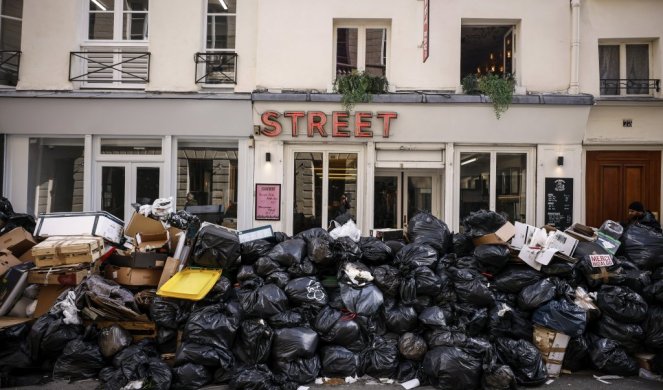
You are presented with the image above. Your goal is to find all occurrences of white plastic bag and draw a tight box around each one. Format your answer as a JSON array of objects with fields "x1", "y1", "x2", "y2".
[
  {"x1": 330, "y1": 219, "x2": 361, "y2": 242},
  {"x1": 51, "y1": 290, "x2": 81, "y2": 325}
]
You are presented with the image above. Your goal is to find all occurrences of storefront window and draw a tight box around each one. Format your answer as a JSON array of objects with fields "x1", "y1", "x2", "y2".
[
  {"x1": 328, "y1": 153, "x2": 357, "y2": 224},
  {"x1": 27, "y1": 138, "x2": 85, "y2": 216},
  {"x1": 293, "y1": 152, "x2": 323, "y2": 234},
  {"x1": 459, "y1": 152, "x2": 490, "y2": 223},
  {"x1": 496, "y1": 153, "x2": 527, "y2": 223}
]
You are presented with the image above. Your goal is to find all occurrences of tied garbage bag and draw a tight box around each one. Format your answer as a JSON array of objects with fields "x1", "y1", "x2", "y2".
[
  {"x1": 532, "y1": 299, "x2": 587, "y2": 337},
  {"x1": 200, "y1": 276, "x2": 234, "y2": 305},
  {"x1": 150, "y1": 297, "x2": 192, "y2": 329},
  {"x1": 483, "y1": 346, "x2": 517, "y2": 390},
  {"x1": 453, "y1": 232, "x2": 475, "y2": 257},
  {"x1": 575, "y1": 253, "x2": 625, "y2": 288},
  {"x1": 313, "y1": 306, "x2": 365, "y2": 351},
  {"x1": 596, "y1": 285, "x2": 648, "y2": 323},
  {"x1": 237, "y1": 265, "x2": 257, "y2": 282},
  {"x1": 268, "y1": 239, "x2": 306, "y2": 267},
  {"x1": 284, "y1": 276, "x2": 328, "y2": 308},
  {"x1": 372, "y1": 265, "x2": 401, "y2": 297},
  {"x1": 455, "y1": 304, "x2": 489, "y2": 337},
  {"x1": 332, "y1": 236, "x2": 363, "y2": 263},
  {"x1": 287, "y1": 258, "x2": 317, "y2": 278},
  {"x1": 268, "y1": 309, "x2": 309, "y2": 329},
  {"x1": 400, "y1": 266, "x2": 442, "y2": 304},
  {"x1": 241, "y1": 239, "x2": 275, "y2": 265},
  {"x1": 493, "y1": 266, "x2": 543, "y2": 294},
  {"x1": 621, "y1": 221, "x2": 663, "y2": 270},
  {"x1": 489, "y1": 302, "x2": 533, "y2": 342},
  {"x1": 395, "y1": 243, "x2": 439, "y2": 269},
  {"x1": 644, "y1": 305, "x2": 663, "y2": 350},
  {"x1": 272, "y1": 327, "x2": 319, "y2": 360},
  {"x1": 321, "y1": 345, "x2": 359, "y2": 377},
  {"x1": 272, "y1": 355, "x2": 321, "y2": 384},
  {"x1": 383, "y1": 301, "x2": 419, "y2": 334},
  {"x1": 29, "y1": 314, "x2": 83, "y2": 361},
  {"x1": 562, "y1": 335, "x2": 591, "y2": 372},
  {"x1": 0, "y1": 323, "x2": 31, "y2": 370},
  {"x1": 474, "y1": 244, "x2": 510, "y2": 274},
  {"x1": 360, "y1": 335, "x2": 400, "y2": 379},
  {"x1": 589, "y1": 337, "x2": 639, "y2": 376},
  {"x1": 450, "y1": 267, "x2": 495, "y2": 307},
  {"x1": 233, "y1": 319, "x2": 273, "y2": 365},
  {"x1": 237, "y1": 278, "x2": 289, "y2": 318},
  {"x1": 406, "y1": 212, "x2": 452, "y2": 256},
  {"x1": 495, "y1": 337, "x2": 547, "y2": 386},
  {"x1": 175, "y1": 341, "x2": 234, "y2": 368},
  {"x1": 98, "y1": 324, "x2": 132, "y2": 358},
  {"x1": 307, "y1": 236, "x2": 335, "y2": 266},
  {"x1": 396, "y1": 360, "x2": 424, "y2": 383},
  {"x1": 330, "y1": 219, "x2": 361, "y2": 242},
  {"x1": 462, "y1": 210, "x2": 508, "y2": 238},
  {"x1": 423, "y1": 346, "x2": 482, "y2": 390},
  {"x1": 517, "y1": 278, "x2": 557, "y2": 311},
  {"x1": 266, "y1": 271, "x2": 290, "y2": 289},
  {"x1": 191, "y1": 223, "x2": 241, "y2": 270},
  {"x1": 399, "y1": 332, "x2": 428, "y2": 361},
  {"x1": 596, "y1": 314, "x2": 644, "y2": 353},
  {"x1": 425, "y1": 326, "x2": 468, "y2": 348},
  {"x1": 183, "y1": 303, "x2": 240, "y2": 350},
  {"x1": 53, "y1": 339, "x2": 106, "y2": 380},
  {"x1": 172, "y1": 363, "x2": 212, "y2": 390},
  {"x1": 359, "y1": 237, "x2": 393, "y2": 265},
  {"x1": 340, "y1": 283, "x2": 384, "y2": 316},
  {"x1": 643, "y1": 279, "x2": 663, "y2": 303},
  {"x1": 418, "y1": 306, "x2": 448, "y2": 328},
  {"x1": 229, "y1": 364, "x2": 285, "y2": 390},
  {"x1": 254, "y1": 257, "x2": 283, "y2": 277}
]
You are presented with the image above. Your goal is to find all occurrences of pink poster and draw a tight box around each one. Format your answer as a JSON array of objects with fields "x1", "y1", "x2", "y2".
[{"x1": 255, "y1": 184, "x2": 281, "y2": 220}]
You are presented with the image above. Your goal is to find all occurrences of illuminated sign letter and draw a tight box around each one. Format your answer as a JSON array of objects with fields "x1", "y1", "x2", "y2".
[
  {"x1": 307, "y1": 111, "x2": 328, "y2": 137},
  {"x1": 260, "y1": 111, "x2": 282, "y2": 137},
  {"x1": 377, "y1": 112, "x2": 398, "y2": 138},
  {"x1": 332, "y1": 111, "x2": 351, "y2": 137},
  {"x1": 354, "y1": 112, "x2": 373, "y2": 137},
  {"x1": 284, "y1": 111, "x2": 305, "y2": 137}
]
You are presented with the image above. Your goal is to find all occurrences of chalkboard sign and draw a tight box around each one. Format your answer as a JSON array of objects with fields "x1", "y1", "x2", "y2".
[{"x1": 545, "y1": 178, "x2": 573, "y2": 230}]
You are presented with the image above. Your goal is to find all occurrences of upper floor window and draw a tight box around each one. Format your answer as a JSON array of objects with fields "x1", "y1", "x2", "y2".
[
  {"x1": 599, "y1": 42, "x2": 656, "y2": 96},
  {"x1": 206, "y1": 0, "x2": 236, "y2": 52},
  {"x1": 335, "y1": 22, "x2": 388, "y2": 77},
  {"x1": 0, "y1": 0, "x2": 22, "y2": 86},
  {"x1": 461, "y1": 24, "x2": 517, "y2": 80},
  {"x1": 88, "y1": 0, "x2": 149, "y2": 41}
]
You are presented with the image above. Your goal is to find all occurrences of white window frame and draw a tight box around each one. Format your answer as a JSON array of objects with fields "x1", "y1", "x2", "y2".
[
  {"x1": 333, "y1": 20, "x2": 390, "y2": 79},
  {"x1": 84, "y1": 0, "x2": 149, "y2": 44},
  {"x1": 199, "y1": 0, "x2": 238, "y2": 87},
  {"x1": 453, "y1": 146, "x2": 536, "y2": 231},
  {"x1": 0, "y1": 0, "x2": 22, "y2": 46},
  {"x1": 599, "y1": 40, "x2": 654, "y2": 97}
]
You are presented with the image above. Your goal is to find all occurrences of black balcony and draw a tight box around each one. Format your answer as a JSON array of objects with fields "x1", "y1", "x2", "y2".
[
  {"x1": 600, "y1": 78, "x2": 660, "y2": 95},
  {"x1": 0, "y1": 50, "x2": 21, "y2": 86},
  {"x1": 69, "y1": 50, "x2": 150, "y2": 85},
  {"x1": 194, "y1": 52, "x2": 237, "y2": 84}
]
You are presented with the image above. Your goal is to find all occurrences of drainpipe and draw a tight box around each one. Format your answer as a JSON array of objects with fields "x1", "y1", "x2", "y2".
[{"x1": 569, "y1": 0, "x2": 581, "y2": 94}]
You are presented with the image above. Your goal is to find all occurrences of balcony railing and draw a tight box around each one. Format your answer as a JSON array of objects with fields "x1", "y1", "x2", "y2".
[
  {"x1": 194, "y1": 52, "x2": 237, "y2": 84},
  {"x1": 70, "y1": 49, "x2": 150, "y2": 87},
  {"x1": 600, "y1": 78, "x2": 660, "y2": 95},
  {"x1": 0, "y1": 50, "x2": 21, "y2": 86}
]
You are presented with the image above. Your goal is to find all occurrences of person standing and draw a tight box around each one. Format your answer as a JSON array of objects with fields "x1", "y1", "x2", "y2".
[
  {"x1": 184, "y1": 192, "x2": 198, "y2": 207},
  {"x1": 623, "y1": 201, "x2": 661, "y2": 232}
]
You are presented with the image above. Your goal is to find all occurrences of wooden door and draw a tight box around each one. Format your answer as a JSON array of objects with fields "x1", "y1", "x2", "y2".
[{"x1": 586, "y1": 151, "x2": 661, "y2": 227}]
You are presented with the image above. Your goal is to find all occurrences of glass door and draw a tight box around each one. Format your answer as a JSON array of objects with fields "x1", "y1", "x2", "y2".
[
  {"x1": 97, "y1": 162, "x2": 161, "y2": 222},
  {"x1": 374, "y1": 170, "x2": 442, "y2": 229}
]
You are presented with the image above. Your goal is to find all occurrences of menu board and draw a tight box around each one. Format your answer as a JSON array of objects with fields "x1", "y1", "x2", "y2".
[
  {"x1": 255, "y1": 184, "x2": 281, "y2": 220},
  {"x1": 545, "y1": 178, "x2": 573, "y2": 230}
]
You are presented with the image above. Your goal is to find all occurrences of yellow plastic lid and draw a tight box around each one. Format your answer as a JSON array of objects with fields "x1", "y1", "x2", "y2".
[{"x1": 157, "y1": 268, "x2": 222, "y2": 301}]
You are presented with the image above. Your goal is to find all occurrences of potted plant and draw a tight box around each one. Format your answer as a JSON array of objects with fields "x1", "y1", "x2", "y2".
[{"x1": 334, "y1": 70, "x2": 389, "y2": 112}]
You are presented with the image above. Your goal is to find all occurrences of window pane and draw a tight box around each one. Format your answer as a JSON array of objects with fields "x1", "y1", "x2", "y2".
[
  {"x1": 89, "y1": 12, "x2": 114, "y2": 39},
  {"x1": 124, "y1": 0, "x2": 148, "y2": 11},
  {"x1": 135, "y1": 167, "x2": 159, "y2": 205},
  {"x1": 459, "y1": 152, "x2": 490, "y2": 223},
  {"x1": 2, "y1": 0, "x2": 23, "y2": 18},
  {"x1": 365, "y1": 28, "x2": 386, "y2": 77},
  {"x1": 0, "y1": 18, "x2": 21, "y2": 50},
  {"x1": 408, "y1": 176, "x2": 432, "y2": 220},
  {"x1": 123, "y1": 13, "x2": 148, "y2": 40},
  {"x1": 177, "y1": 145, "x2": 238, "y2": 229},
  {"x1": 496, "y1": 153, "x2": 527, "y2": 223},
  {"x1": 28, "y1": 138, "x2": 85, "y2": 216},
  {"x1": 101, "y1": 138, "x2": 162, "y2": 155},
  {"x1": 626, "y1": 44, "x2": 649, "y2": 94},
  {"x1": 101, "y1": 166, "x2": 125, "y2": 221},
  {"x1": 374, "y1": 176, "x2": 397, "y2": 228},
  {"x1": 294, "y1": 152, "x2": 323, "y2": 235},
  {"x1": 207, "y1": 15, "x2": 235, "y2": 49},
  {"x1": 328, "y1": 153, "x2": 358, "y2": 226},
  {"x1": 599, "y1": 45, "x2": 619, "y2": 95},
  {"x1": 336, "y1": 28, "x2": 357, "y2": 75},
  {"x1": 90, "y1": 0, "x2": 114, "y2": 11},
  {"x1": 208, "y1": 0, "x2": 236, "y2": 13}
]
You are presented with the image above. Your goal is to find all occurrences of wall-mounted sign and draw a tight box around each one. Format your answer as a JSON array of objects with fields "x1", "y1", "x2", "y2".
[
  {"x1": 255, "y1": 184, "x2": 281, "y2": 220},
  {"x1": 423, "y1": 0, "x2": 430, "y2": 63},
  {"x1": 544, "y1": 177, "x2": 573, "y2": 231},
  {"x1": 260, "y1": 110, "x2": 397, "y2": 138}
]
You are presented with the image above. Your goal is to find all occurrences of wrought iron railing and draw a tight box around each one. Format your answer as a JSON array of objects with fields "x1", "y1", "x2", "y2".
[
  {"x1": 69, "y1": 50, "x2": 150, "y2": 85},
  {"x1": 600, "y1": 78, "x2": 660, "y2": 95},
  {"x1": 0, "y1": 51, "x2": 21, "y2": 86},
  {"x1": 194, "y1": 52, "x2": 237, "y2": 84}
]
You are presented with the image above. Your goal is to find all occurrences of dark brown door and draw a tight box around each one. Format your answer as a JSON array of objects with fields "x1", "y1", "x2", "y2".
[{"x1": 586, "y1": 151, "x2": 661, "y2": 227}]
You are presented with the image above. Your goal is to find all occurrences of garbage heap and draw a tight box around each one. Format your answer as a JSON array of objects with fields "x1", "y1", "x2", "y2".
[{"x1": 1, "y1": 206, "x2": 663, "y2": 390}]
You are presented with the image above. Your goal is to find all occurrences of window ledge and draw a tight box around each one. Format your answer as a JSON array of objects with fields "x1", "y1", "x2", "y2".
[
  {"x1": 595, "y1": 96, "x2": 663, "y2": 106},
  {"x1": 0, "y1": 90, "x2": 252, "y2": 101}
]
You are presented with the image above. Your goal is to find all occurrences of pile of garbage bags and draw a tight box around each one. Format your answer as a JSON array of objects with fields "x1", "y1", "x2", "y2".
[{"x1": 2, "y1": 210, "x2": 663, "y2": 390}]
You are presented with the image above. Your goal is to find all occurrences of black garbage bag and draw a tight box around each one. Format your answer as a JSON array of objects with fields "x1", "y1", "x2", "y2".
[
  {"x1": 396, "y1": 360, "x2": 424, "y2": 383},
  {"x1": 98, "y1": 324, "x2": 132, "y2": 358},
  {"x1": 474, "y1": 244, "x2": 510, "y2": 274},
  {"x1": 172, "y1": 363, "x2": 212, "y2": 390},
  {"x1": 596, "y1": 285, "x2": 648, "y2": 323},
  {"x1": 643, "y1": 279, "x2": 663, "y2": 303},
  {"x1": 200, "y1": 276, "x2": 234, "y2": 305},
  {"x1": 268, "y1": 309, "x2": 309, "y2": 329},
  {"x1": 0, "y1": 323, "x2": 31, "y2": 370},
  {"x1": 395, "y1": 243, "x2": 439, "y2": 269},
  {"x1": 183, "y1": 303, "x2": 240, "y2": 351},
  {"x1": 265, "y1": 271, "x2": 290, "y2": 289},
  {"x1": 425, "y1": 325, "x2": 468, "y2": 348},
  {"x1": 597, "y1": 314, "x2": 644, "y2": 353},
  {"x1": 532, "y1": 299, "x2": 587, "y2": 337},
  {"x1": 271, "y1": 327, "x2": 319, "y2": 360},
  {"x1": 589, "y1": 337, "x2": 639, "y2": 376},
  {"x1": 450, "y1": 267, "x2": 495, "y2": 307},
  {"x1": 238, "y1": 265, "x2": 257, "y2": 281},
  {"x1": 399, "y1": 332, "x2": 428, "y2": 361},
  {"x1": 284, "y1": 276, "x2": 329, "y2": 308},
  {"x1": 237, "y1": 278, "x2": 289, "y2": 318},
  {"x1": 340, "y1": 283, "x2": 384, "y2": 316},
  {"x1": 241, "y1": 239, "x2": 275, "y2": 265},
  {"x1": 489, "y1": 302, "x2": 533, "y2": 342},
  {"x1": 423, "y1": 346, "x2": 483, "y2": 390},
  {"x1": 287, "y1": 258, "x2": 317, "y2": 278},
  {"x1": 229, "y1": 364, "x2": 284, "y2": 390},
  {"x1": 360, "y1": 237, "x2": 393, "y2": 265},
  {"x1": 332, "y1": 236, "x2": 363, "y2": 263},
  {"x1": 418, "y1": 306, "x2": 448, "y2": 328},
  {"x1": 372, "y1": 265, "x2": 401, "y2": 297},
  {"x1": 254, "y1": 256, "x2": 283, "y2": 277},
  {"x1": 321, "y1": 345, "x2": 359, "y2": 378},
  {"x1": 493, "y1": 266, "x2": 543, "y2": 294},
  {"x1": 268, "y1": 239, "x2": 306, "y2": 267},
  {"x1": 383, "y1": 301, "x2": 419, "y2": 334},
  {"x1": 156, "y1": 326, "x2": 177, "y2": 348},
  {"x1": 385, "y1": 240, "x2": 405, "y2": 254},
  {"x1": 653, "y1": 267, "x2": 663, "y2": 281},
  {"x1": 99, "y1": 366, "x2": 126, "y2": 390},
  {"x1": 359, "y1": 335, "x2": 399, "y2": 379},
  {"x1": 621, "y1": 222, "x2": 663, "y2": 270},
  {"x1": 294, "y1": 227, "x2": 331, "y2": 242},
  {"x1": 29, "y1": 314, "x2": 83, "y2": 361},
  {"x1": 233, "y1": 319, "x2": 273, "y2": 365},
  {"x1": 575, "y1": 254, "x2": 626, "y2": 289},
  {"x1": 406, "y1": 212, "x2": 452, "y2": 256},
  {"x1": 307, "y1": 236, "x2": 335, "y2": 266},
  {"x1": 150, "y1": 297, "x2": 192, "y2": 329},
  {"x1": 644, "y1": 305, "x2": 663, "y2": 350},
  {"x1": 540, "y1": 259, "x2": 577, "y2": 279},
  {"x1": 272, "y1": 355, "x2": 321, "y2": 384},
  {"x1": 112, "y1": 341, "x2": 160, "y2": 376},
  {"x1": 191, "y1": 223, "x2": 241, "y2": 270},
  {"x1": 453, "y1": 233, "x2": 475, "y2": 257},
  {"x1": 175, "y1": 341, "x2": 234, "y2": 368},
  {"x1": 495, "y1": 337, "x2": 547, "y2": 386},
  {"x1": 562, "y1": 334, "x2": 591, "y2": 372},
  {"x1": 355, "y1": 313, "x2": 387, "y2": 338},
  {"x1": 517, "y1": 278, "x2": 557, "y2": 311},
  {"x1": 400, "y1": 266, "x2": 442, "y2": 304},
  {"x1": 53, "y1": 339, "x2": 106, "y2": 380},
  {"x1": 313, "y1": 306, "x2": 365, "y2": 351},
  {"x1": 455, "y1": 304, "x2": 489, "y2": 337},
  {"x1": 462, "y1": 210, "x2": 508, "y2": 238},
  {"x1": 483, "y1": 346, "x2": 517, "y2": 390}
]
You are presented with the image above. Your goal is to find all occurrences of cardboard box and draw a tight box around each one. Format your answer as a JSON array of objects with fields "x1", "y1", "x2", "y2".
[
  {"x1": 108, "y1": 250, "x2": 168, "y2": 269},
  {"x1": 0, "y1": 250, "x2": 22, "y2": 277},
  {"x1": 370, "y1": 228, "x2": 404, "y2": 242},
  {"x1": 136, "y1": 231, "x2": 170, "y2": 252},
  {"x1": 35, "y1": 211, "x2": 124, "y2": 244},
  {"x1": 472, "y1": 221, "x2": 516, "y2": 246},
  {"x1": 18, "y1": 249, "x2": 35, "y2": 263},
  {"x1": 533, "y1": 325, "x2": 570, "y2": 378},
  {"x1": 28, "y1": 264, "x2": 90, "y2": 286},
  {"x1": 158, "y1": 257, "x2": 181, "y2": 289},
  {"x1": 124, "y1": 212, "x2": 166, "y2": 238},
  {"x1": 0, "y1": 227, "x2": 37, "y2": 257},
  {"x1": 0, "y1": 283, "x2": 66, "y2": 328},
  {"x1": 105, "y1": 265, "x2": 163, "y2": 287},
  {"x1": 32, "y1": 236, "x2": 104, "y2": 268}
]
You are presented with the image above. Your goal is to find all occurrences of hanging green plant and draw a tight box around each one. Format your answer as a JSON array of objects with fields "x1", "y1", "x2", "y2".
[
  {"x1": 476, "y1": 73, "x2": 516, "y2": 119},
  {"x1": 334, "y1": 70, "x2": 389, "y2": 112}
]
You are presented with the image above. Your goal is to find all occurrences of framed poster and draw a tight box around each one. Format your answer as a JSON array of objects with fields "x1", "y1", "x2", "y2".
[{"x1": 255, "y1": 183, "x2": 281, "y2": 220}]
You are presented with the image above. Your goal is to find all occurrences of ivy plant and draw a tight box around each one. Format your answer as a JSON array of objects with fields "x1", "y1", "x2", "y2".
[
  {"x1": 462, "y1": 73, "x2": 516, "y2": 119},
  {"x1": 334, "y1": 70, "x2": 389, "y2": 112}
]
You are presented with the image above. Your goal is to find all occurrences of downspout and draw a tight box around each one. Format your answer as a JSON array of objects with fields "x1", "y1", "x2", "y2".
[{"x1": 569, "y1": 0, "x2": 581, "y2": 94}]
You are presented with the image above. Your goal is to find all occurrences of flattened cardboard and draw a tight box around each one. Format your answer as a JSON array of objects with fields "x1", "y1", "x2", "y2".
[
  {"x1": 34, "y1": 285, "x2": 68, "y2": 318},
  {"x1": 0, "y1": 227, "x2": 37, "y2": 257},
  {"x1": 0, "y1": 250, "x2": 22, "y2": 277},
  {"x1": 472, "y1": 221, "x2": 516, "y2": 246},
  {"x1": 124, "y1": 212, "x2": 166, "y2": 238},
  {"x1": 105, "y1": 265, "x2": 163, "y2": 287},
  {"x1": 158, "y1": 257, "x2": 181, "y2": 289}
]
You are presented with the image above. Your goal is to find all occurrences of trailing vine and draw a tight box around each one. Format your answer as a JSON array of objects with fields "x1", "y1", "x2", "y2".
[
  {"x1": 334, "y1": 71, "x2": 389, "y2": 112},
  {"x1": 462, "y1": 73, "x2": 516, "y2": 119}
]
